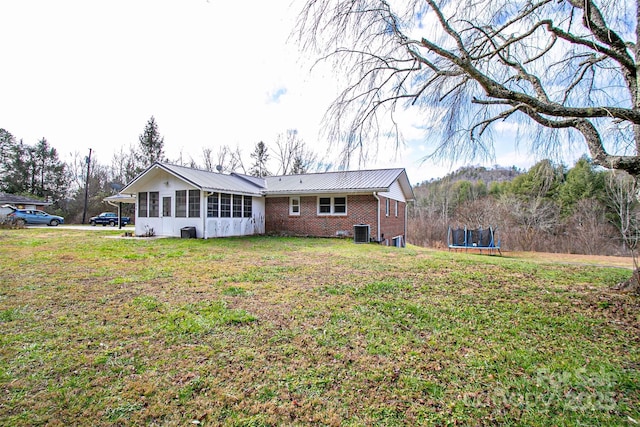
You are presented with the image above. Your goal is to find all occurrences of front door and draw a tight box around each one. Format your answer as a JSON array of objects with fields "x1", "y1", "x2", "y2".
[{"x1": 162, "y1": 196, "x2": 172, "y2": 236}]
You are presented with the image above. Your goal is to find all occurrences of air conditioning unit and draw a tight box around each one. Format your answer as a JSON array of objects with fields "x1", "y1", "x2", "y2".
[{"x1": 353, "y1": 224, "x2": 370, "y2": 244}]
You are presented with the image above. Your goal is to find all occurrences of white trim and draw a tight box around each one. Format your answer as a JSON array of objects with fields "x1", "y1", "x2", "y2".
[
  {"x1": 289, "y1": 196, "x2": 300, "y2": 216},
  {"x1": 316, "y1": 195, "x2": 348, "y2": 216}
]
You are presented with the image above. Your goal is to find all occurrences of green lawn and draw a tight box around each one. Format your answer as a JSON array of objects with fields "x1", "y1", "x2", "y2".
[{"x1": 0, "y1": 229, "x2": 638, "y2": 426}]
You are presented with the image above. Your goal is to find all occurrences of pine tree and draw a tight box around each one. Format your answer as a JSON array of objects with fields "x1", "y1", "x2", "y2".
[
  {"x1": 291, "y1": 156, "x2": 306, "y2": 174},
  {"x1": 1, "y1": 137, "x2": 68, "y2": 203},
  {"x1": 137, "y1": 116, "x2": 165, "y2": 169},
  {"x1": 249, "y1": 141, "x2": 270, "y2": 177},
  {"x1": 0, "y1": 128, "x2": 16, "y2": 177},
  {"x1": 557, "y1": 156, "x2": 604, "y2": 217}
]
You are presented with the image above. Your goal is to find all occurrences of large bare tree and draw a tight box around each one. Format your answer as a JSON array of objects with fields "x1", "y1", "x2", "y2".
[
  {"x1": 296, "y1": 0, "x2": 640, "y2": 174},
  {"x1": 296, "y1": 0, "x2": 640, "y2": 289}
]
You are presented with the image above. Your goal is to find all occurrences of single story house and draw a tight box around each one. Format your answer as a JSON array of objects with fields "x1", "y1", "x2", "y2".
[
  {"x1": 0, "y1": 192, "x2": 52, "y2": 216},
  {"x1": 117, "y1": 162, "x2": 415, "y2": 246}
]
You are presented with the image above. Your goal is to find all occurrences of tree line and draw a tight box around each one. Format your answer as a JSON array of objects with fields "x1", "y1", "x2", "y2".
[
  {"x1": 408, "y1": 159, "x2": 639, "y2": 256},
  {"x1": 0, "y1": 117, "x2": 322, "y2": 224}
]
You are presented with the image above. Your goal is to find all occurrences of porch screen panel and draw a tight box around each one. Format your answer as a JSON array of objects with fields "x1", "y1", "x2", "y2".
[
  {"x1": 220, "y1": 193, "x2": 231, "y2": 218},
  {"x1": 243, "y1": 196, "x2": 252, "y2": 218},
  {"x1": 138, "y1": 192, "x2": 148, "y2": 217},
  {"x1": 207, "y1": 193, "x2": 219, "y2": 217},
  {"x1": 232, "y1": 195, "x2": 242, "y2": 217},
  {"x1": 175, "y1": 190, "x2": 187, "y2": 218},
  {"x1": 149, "y1": 192, "x2": 159, "y2": 217},
  {"x1": 188, "y1": 190, "x2": 200, "y2": 217}
]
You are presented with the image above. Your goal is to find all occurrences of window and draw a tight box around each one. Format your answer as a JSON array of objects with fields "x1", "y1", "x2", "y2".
[
  {"x1": 395, "y1": 200, "x2": 398, "y2": 217},
  {"x1": 149, "y1": 192, "x2": 159, "y2": 217},
  {"x1": 220, "y1": 193, "x2": 231, "y2": 218},
  {"x1": 317, "y1": 196, "x2": 347, "y2": 215},
  {"x1": 188, "y1": 190, "x2": 200, "y2": 217},
  {"x1": 233, "y1": 195, "x2": 242, "y2": 217},
  {"x1": 385, "y1": 198, "x2": 390, "y2": 216},
  {"x1": 162, "y1": 197, "x2": 171, "y2": 217},
  {"x1": 318, "y1": 197, "x2": 331, "y2": 214},
  {"x1": 334, "y1": 197, "x2": 346, "y2": 214},
  {"x1": 290, "y1": 197, "x2": 300, "y2": 216},
  {"x1": 207, "y1": 192, "x2": 219, "y2": 217},
  {"x1": 175, "y1": 190, "x2": 187, "y2": 217},
  {"x1": 243, "y1": 196, "x2": 252, "y2": 218},
  {"x1": 138, "y1": 192, "x2": 148, "y2": 217}
]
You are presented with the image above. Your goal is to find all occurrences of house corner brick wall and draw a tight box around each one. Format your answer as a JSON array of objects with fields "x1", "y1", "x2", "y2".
[
  {"x1": 265, "y1": 195, "x2": 379, "y2": 238},
  {"x1": 265, "y1": 194, "x2": 407, "y2": 243},
  {"x1": 378, "y1": 195, "x2": 407, "y2": 244}
]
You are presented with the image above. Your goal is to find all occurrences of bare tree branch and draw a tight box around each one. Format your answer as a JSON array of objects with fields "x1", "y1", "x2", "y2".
[{"x1": 295, "y1": 0, "x2": 640, "y2": 176}]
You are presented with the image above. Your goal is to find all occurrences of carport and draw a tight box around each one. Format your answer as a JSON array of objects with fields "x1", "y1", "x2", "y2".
[{"x1": 103, "y1": 194, "x2": 136, "y2": 230}]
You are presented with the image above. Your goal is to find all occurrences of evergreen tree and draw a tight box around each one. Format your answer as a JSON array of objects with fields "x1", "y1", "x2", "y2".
[
  {"x1": 2, "y1": 139, "x2": 29, "y2": 194},
  {"x1": 291, "y1": 155, "x2": 306, "y2": 174},
  {"x1": 1, "y1": 137, "x2": 68, "y2": 204},
  {"x1": 0, "y1": 128, "x2": 16, "y2": 177},
  {"x1": 508, "y1": 160, "x2": 564, "y2": 200},
  {"x1": 557, "y1": 156, "x2": 605, "y2": 216},
  {"x1": 137, "y1": 116, "x2": 165, "y2": 169},
  {"x1": 249, "y1": 141, "x2": 270, "y2": 177}
]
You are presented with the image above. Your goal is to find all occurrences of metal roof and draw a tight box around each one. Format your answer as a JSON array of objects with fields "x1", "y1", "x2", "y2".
[
  {"x1": 122, "y1": 163, "x2": 265, "y2": 196},
  {"x1": 0, "y1": 192, "x2": 51, "y2": 206},
  {"x1": 264, "y1": 168, "x2": 414, "y2": 200},
  {"x1": 104, "y1": 193, "x2": 137, "y2": 205},
  {"x1": 161, "y1": 163, "x2": 266, "y2": 194},
  {"x1": 120, "y1": 163, "x2": 414, "y2": 200}
]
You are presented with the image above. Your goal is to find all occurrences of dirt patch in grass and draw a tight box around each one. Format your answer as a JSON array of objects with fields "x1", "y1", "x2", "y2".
[{"x1": 504, "y1": 250, "x2": 634, "y2": 269}]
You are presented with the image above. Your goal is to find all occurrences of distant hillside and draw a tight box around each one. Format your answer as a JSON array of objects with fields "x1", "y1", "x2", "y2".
[
  {"x1": 408, "y1": 158, "x2": 630, "y2": 256},
  {"x1": 416, "y1": 165, "x2": 523, "y2": 187}
]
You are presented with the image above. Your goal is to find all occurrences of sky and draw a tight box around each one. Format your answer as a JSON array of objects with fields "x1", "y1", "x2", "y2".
[{"x1": 0, "y1": 0, "x2": 585, "y2": 185}]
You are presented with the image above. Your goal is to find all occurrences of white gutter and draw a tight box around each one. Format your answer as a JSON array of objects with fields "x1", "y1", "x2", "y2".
[
  {"x1": 404, "y1": 199, "x2": 408, "y2": 247},
  {"x1": 372, "y1": 192, "x2": 381, "y2": 243},
  {"x1": 202, "y1": 191, "x2": 208, "y2": 239}
]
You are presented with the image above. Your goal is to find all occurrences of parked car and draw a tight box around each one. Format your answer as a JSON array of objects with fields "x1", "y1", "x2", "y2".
[
  {"x1": 89, "y1": 212, "x2": 131, "y2": 227},
  {"x1": 8, "y1": 209, "x2": 64, "y2": 226}
]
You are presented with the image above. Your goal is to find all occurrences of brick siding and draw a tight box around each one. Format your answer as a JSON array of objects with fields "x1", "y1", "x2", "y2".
[
  {"x1": 379, "y1": 196, "x2": 406, "y2": 245},
  {"x1": 265, "y1": 194, "x2": 406, "y2": 243}
]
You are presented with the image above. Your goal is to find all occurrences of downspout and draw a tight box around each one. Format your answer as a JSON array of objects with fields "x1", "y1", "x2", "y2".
[
  {"x1": 404, "y1": 200, "x2": 408, "y2": 247},
  {"x1": 202, "y1": 191, "x2": 207, "y2": 239},
  {"x1": 373, "y1": 192, "x2": 381, "y2": 243}
]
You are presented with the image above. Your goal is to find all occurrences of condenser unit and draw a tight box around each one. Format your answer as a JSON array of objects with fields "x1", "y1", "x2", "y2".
[{"x1": 353, "y1": 224, "x2": 370, "y2": 244}]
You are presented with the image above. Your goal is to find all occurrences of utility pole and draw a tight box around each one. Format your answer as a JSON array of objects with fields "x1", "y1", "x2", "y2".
[{"x1": 82, "y1": 148, "x2": 92, "y2": 224}]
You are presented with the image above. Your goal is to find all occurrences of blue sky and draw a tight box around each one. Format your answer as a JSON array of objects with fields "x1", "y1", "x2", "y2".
[{"x1": 0, "y1": 0, "x2": 583, "y2": 185}]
